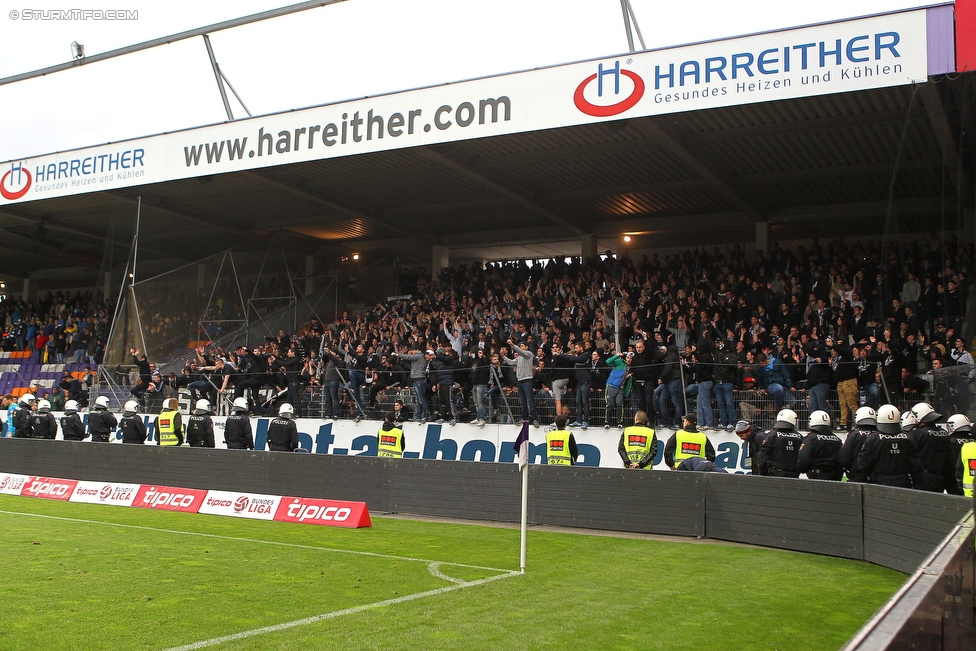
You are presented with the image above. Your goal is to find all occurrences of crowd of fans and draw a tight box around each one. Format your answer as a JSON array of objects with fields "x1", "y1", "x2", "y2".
[
  {"x1": 0, "y1": 290, "x2": 110, "y2": 364},
  {"x1": 129, "y1": 236, "x2": 974, "y2": 429}
]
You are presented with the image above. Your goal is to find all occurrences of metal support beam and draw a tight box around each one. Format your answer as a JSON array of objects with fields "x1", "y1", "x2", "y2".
[
  {"x1": 203, "y1": 34, "x2": 234, "y2": 121},
  {"x1": 0, "y1": 0, "x2": 348, "y2": 87},
  {"x1": 240, "y1": 170, "x2": 421, "y2": 241},
  {"x1": 416, "y1": 147, "x2": 586, "y2": 235},
  {"x1": 619, "y1": 0, "x2": 646, "y2": 52},
  {"x1": 918, "y1": 82, "x2": 972, "y2": 203}
]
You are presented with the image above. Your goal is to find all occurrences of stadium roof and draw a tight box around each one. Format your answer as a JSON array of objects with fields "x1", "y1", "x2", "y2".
[{"x1": 0, "y1": 4, "x2": 973, "y2": 282}]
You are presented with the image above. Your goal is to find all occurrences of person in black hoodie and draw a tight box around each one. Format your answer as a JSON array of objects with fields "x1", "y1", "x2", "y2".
[
  {"x1": 557, "y1": 342, "x2": 594, "y2": 429},
  {"x1": 804, "y1": 339, "x2": 832, "y2": 415},
  {"x1": 656, "y1": 344, "x2": 684, "y2": 429},
  {"x1": 469, "y1": 348, "x2": 491, "y2": 426}
]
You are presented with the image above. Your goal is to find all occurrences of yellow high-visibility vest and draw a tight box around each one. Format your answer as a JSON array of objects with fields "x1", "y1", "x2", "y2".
[
  {"x1": 377, "y1": 427, "x2": 404, "y2": 458},
  {"x1": 546, "y1": 429, "x2": 572, "y2": 465}
]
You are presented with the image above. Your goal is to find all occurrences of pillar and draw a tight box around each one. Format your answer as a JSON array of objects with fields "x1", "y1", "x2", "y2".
[
  {"x1": 581, "y1": 234, "x2": 598, "y2": 263},
  {"x1": 432, "y1": 245, "x2": 449, "y2": 280},
  {"x1": 964, "y1": 209, "x2": 974, "y2": 248},
  {"x1": 755, "y1": 221, "x2": 770, "y2": 256},
  {"x1": 21, "y1": 278, "x2": 30, "y2": 302},
  {"x1": 305, "y1": 255, "x2": 314, "y2": 296},
  {"x1": 197, "y1": 264, "x2": 207, "y2": 292}
]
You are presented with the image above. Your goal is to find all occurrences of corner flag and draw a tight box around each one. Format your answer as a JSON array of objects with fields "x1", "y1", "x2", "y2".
[{"x1": 513, "y1": 420, "x2": 530, "y2": 469}]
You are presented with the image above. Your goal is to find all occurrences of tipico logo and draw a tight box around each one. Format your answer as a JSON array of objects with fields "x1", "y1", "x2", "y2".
[
  {"x1": 0, "y1": 162, "x2": 31, "y2": 200},
  {"x1": 574, "y1": 60, "x2": 644, "y2": 117}
]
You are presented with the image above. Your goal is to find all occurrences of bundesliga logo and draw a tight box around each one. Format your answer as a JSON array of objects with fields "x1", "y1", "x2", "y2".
[
  {"x1": 99, "y1": 485, "x2": 113, "y2": 501},
  {"x1": 234, "y1": 496, "x2": 249, "y2": 513}
]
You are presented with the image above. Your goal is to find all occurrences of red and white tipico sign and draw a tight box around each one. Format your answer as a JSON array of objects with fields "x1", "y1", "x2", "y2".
[
  {"x1": 199, "y1": 490, "x2": 281, "y2": 520},
  {"x1": 0, "y1": 472, "x2": 29, "y2": 495},
  {"x1": 70, "y1": 481, "x2": 140, "y2": 507},
  {"x1": 132, "y1": 484, "x2": 208, "y2": 513},
  {"x1": 274, "y1": 496, "x2": 372, "y2": 529},
  {"x1": 20, "y1": 476, "x2": 78, "y2": 501},
  {"x1": 0, "y1": 472, "x2": 372, "y2": 528}
]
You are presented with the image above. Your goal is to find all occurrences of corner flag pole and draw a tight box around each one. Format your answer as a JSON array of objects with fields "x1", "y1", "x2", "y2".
[
  {"x1": 520, "y1": 456, "x2": 528, "y2": 573},
  {"x1": 513, "y1": 420, "x2": 530, "y2": 573}
]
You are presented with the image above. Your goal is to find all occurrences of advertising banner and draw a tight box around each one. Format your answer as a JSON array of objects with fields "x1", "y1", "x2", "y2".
[
  {"x1": 0, "y1": 472, "x2": 29, "y2": 495},
  {"x1": 198, "y1": 490, "x2": 281, "y2": 520},
  {"x1": 132, "y1": 484, "x2": 208, "y2": 513},
  {"x1": 69, "y1": 481, "x2": 141, "y2": 507},
  {"x1": 0, "y1": 9, "x2": 942, "y2": 206},
  {"x1": 273, "y1": 496, "x2": 372, "y2": 528},
  {"x1": 19, "y1": 476, "x2": 78, "y2": 501}
]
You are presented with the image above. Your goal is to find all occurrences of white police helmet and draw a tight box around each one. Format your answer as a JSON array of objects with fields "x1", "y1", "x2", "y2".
[
  {"x1": 37, "y1": 399, "x2": 51, "y2": 413},
  {"x1": 194, "y1": 399, "x2": 211, "y2": 414},
  {"x1": 808, "y1": 410, "x2": 831, "y2": 430},
  {"x1": 64, "y1": 400, "x2": 80, "y2": 414},
  {"x1": 947, "y1": 413, "x2": 973, "y2": 435},
  {"x1": 854, "y1": 406, "x2": 877, "y2": 427},
  {"x1": 901, "y1": 409, "x2": 919, "y2": 432},
  {"x1": 232, "y1": 397, "x2": 248, "y2": 412},
  {"x1": 911, "y1": 401, "x2": 941, "y2": 424},
  {"x1": 773, "y1": 408, "x2": 798, "y2": 430},
  {"x1": 876, "y1": 405, "x2": 901, "y2": 434},
  {"x1": 278, "y1": 403, "x2": 294, "y2": 418},
  {"x1": 19, "y1": 392, "x2": 36, "y2": 405},
  {"x1": 123, "y1": 399, "x2": 139, "y2": 416},
  {"x1": 94, "y1": 395, "x2": 110, "y2": 409}
]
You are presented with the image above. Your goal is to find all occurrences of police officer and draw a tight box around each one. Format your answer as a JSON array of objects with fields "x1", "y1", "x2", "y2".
[
  {"x1": 154, "y1": 398, "x2": 184, "y2": 447},
  {"x1": 733, "y1": 419, "x2": 767, "y2": 475},
  {"x1": 545, "y1": 414, "x2": 578, "y2": 465},
  {"x1": 908, "y1": 402, "x2": 951, "y2": 492},
  {"x1": 88, "y1": 395, "x2": 118, "y2": 442},
  {"x1": 757, "y1": 408, "x2": 804, "y2": 477},
  {"x1": 224, "y1": 397, "x2": 253, "y2": 450},
  {"x1": 267, "y1": 403, "x2": 299, "y2": 451},
  {"x1": 946, "y1": 414, "x2": 975, "y2": 496},
  {"x1": 664, "y1": 413, "x2": 715, "y2": 470},
  {"x1": 955, "y1": 415, "x2": 976, "y2": 498},
  {"x1": 377, "y1": 411, "x2": 405, "y2": 458},
  {"x1": 185, "y1": 399, "x2": 215, "y2": 448},
  {"x1": 857, "y1": 404, "x2": 917, "y2": 488},
  {"x1": 28, "y1": 399, "x2": 58, "y2": 439},
  {"x1": 796, "y1": 410, "x2": 843, "y2": 480},
  {"x1": 119, "y1": 399, "x2": 147, "y2": 444},
  {"x1": 618, "y1": 410, "x2": 657, "y2": 470},
  {"x1": 839, "y1": 407, "x2": 877, "y2": 482},
  {"x1": 11, "y1": 393, "x2": 36, "y2": 438},
  {"x1": 60, "y1": 400, "x2": 86, "y2": 441}
]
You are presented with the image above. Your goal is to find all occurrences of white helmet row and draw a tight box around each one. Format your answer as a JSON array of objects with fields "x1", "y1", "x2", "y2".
[
  {"x1": 123, "y1": 400, "x2": 140, "y2": 416},
  {"x1": 773, "y1": 408, "x2": 798, "y2": 430},
  {"x1": 278, "y1": 403, "x2": 294, "y2": 418},
  {"x1": 19, "y1": 393, "x2": 35, "y2": 405},
  {"x1": 877, "y1": 404, "x2": 901, "y2": 434},
  {"x1": 64, "y1": 400, "x2": 80, "y2": 414},
  {"x1": 194, "y1": 399, "x2": 211, "y2": 414},
  {"x1": 94, "y1": 395, "x2": 110, "y2": 409},
  {"x1": 854, "y1": 406, "x2": 877, "y2": 427},
  {"x1": 947, "y1": 414, "x2": 973, "y2": 435},
  {"x1": 232, "y1": 397, "x2": 249, "y2": 412},
  {"x1": 808, "y1": 410, "x2": 831, "y2": 430},
  {"x1": 911, "y1": 402, "x2": 941, "y2": 424}
]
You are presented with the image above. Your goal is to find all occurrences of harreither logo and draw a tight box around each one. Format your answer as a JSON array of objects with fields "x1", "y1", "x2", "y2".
[
  {"x1": 0, "y1": 162, "x2": 31, "y2": 200},
  {"x1": 574, "y1": 60, "x2": 645, "y2": 117}
]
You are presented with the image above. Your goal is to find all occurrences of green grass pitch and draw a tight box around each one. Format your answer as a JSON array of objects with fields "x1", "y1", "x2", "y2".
[{"x1": 0, "y1": 493, "x2": 904, "y2": 650}]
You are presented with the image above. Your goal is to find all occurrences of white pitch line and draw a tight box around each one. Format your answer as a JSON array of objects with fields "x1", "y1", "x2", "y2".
[
  {"x1": 161, "y1": 571, "x2": 519, "y2": 651},
  {"x1": 0, "y1": 508, "x2": 512, "y2": 573},
  {"x1": 427, "y1": 562, "x2": 465, "y2": 584}
]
